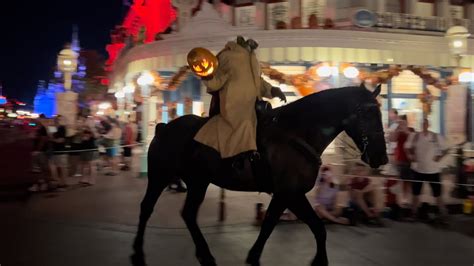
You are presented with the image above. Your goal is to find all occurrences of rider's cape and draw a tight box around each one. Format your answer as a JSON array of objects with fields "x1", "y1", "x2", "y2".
[{"x1": 194, "y1": 41, "x2": 273, "y2": 158}]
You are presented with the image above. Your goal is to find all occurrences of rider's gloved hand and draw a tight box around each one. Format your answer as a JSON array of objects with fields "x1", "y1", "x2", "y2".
[
  {"x1": 201, "y1": 75, "x2": 214, "y2": 81},
  {"x1": 271, "y1": 87, "x2": 287, "y2": 103}
]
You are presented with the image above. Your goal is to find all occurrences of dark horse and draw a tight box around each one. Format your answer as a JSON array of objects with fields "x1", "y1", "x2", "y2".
[{"x1": 132, "y1": 84, "x2": 388, "y2": 266}]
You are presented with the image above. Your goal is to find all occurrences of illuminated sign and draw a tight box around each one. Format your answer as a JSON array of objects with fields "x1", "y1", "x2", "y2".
[
  {"x1": 353, "y1": 9, "x2": 376, "y2": 28},
  {"x1": 0, "y1": 96, "x2": 6, "y2": 105}
]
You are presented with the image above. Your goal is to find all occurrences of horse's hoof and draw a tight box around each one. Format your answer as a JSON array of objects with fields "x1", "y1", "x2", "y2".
[
  {"x1": 311, "y1": 255, "x2": 328, "y2": 266},
  {"x1": 245, "y1": 260, "x2": 260, "y2": 266},
  {"x1": 245, "y1": 253, "x2": 260, "y2": 266},
  {"x1": 197, "y1": 255, "x2": 217, "y2": 266},
  {"x1": 130, "y1": 252, "x2": 147, "y2": 266}
]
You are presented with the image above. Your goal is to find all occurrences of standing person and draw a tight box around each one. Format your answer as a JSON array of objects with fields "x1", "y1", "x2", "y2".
[
  {"x1": 405, "y1": 118, "x2": 448, "y2": 222},
  {"x1": 104, "y1": 120, "x2": 122, "y2": 176},
  {"x1": 121, "y1": 118, "x2": 137, "y2": 171},
  {"x1": 390, "y1": 116, "x2": 412, "y2": 205},
  {"x1": 29, "y1": 115, "x2": 53, "y2": 192},
  {"x1": 70, "y1": 116, "x2": 85, "y2": 177},
  {"x1": 191, "y1": 36, "x2": 286, "y2": 166},
  {"x1": 79, "y1": 127, "x2": 97, "y2": 185},
  {"x1": 97, "y1": 117, "x2": 111, "y2": 170},
  {"x1": 382, "y1": 109, "x2": 400, "y2": 176},
  {"x1": 49, "y1": 115, "x2": 68, "y2": 189}
]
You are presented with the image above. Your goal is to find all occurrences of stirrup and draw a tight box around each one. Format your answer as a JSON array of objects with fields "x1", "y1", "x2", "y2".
[
  {"x1": 249, "y1": 151, "x2": 260, "y2": 161},
  {"x1": 232, "y1": 157, "x2": 245, "y2": 170}
]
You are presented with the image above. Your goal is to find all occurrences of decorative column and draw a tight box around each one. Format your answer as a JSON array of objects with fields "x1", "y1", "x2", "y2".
[
  {"x1": 137, "y1": 72, "x2": 155, "y2": 177},
  {"x1": 377, "y1": 0, "x2": 386, "y2": 13},
  {"x1": 437, "y1": 0, "x2": 451, "y2": 18},
  {"x1": 115, "y1": 90, "x2": 125, "y2": 121},
  {"x1": 56, "y1": 46, "x2": 78, "y2": 132}
]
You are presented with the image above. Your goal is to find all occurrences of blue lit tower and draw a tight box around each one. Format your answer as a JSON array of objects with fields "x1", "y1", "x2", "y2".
[{"x1": 33, "y1": 26, "x2": 84, "y2": 116}]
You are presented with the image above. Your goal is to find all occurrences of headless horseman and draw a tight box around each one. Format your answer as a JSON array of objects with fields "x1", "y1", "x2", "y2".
[{"x1": 193, "y1": 36, "x2": 286, "y2": 167}]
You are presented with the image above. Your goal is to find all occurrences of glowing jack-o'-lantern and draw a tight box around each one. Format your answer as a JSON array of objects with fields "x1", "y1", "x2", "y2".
[{"x1": 187, "y1": 47, "x2": 218, "y2": 77}]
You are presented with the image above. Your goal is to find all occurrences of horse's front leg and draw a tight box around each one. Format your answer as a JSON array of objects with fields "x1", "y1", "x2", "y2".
[
  {"x1": 246, "y1": 196, "x2": 286, "y2": 266},
  {"x1": 181, "y1": 182, "x2": 216, "y2": 266},
  {"x1": 288, "y1": 194, "x2": 328, "y2": 266}
]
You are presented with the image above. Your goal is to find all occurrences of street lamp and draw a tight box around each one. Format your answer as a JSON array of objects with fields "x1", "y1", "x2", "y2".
[
  {"x1": 123, "y1": 84, "x2": 135, "y2": 120},
  {"x1": 115, "y1": 90, "x2": 125, "y2": 121},
  {"x1": 445, "y1": 26, "x2": 470, "y2": 67},
  {"x1": 123, "y1": 84, "x2": 135, "y2": 94},
  {"x1": 343, "y1": 66, "x2": 359, "y2": 79},
  {"x1": 316, "y1": 65, "x2": 332, "y2": 77},
  {"x1": 56, "y1": 45, "x2": 79, "y2": 130},
  {"x1": 115, "y1": 91, "x2": 125, "y2": 98},
  {"x1": 137, "y1": 71, "x2": 155, "y2": 177},
  {"x1": 57, "y1": 46, "x2": 78, "y2": 91}
]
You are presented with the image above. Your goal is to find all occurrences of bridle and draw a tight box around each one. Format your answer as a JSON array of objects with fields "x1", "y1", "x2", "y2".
[
  {"x1": 354, "y1": 103, "x2": 378, "y2": 164},
  {"x1": 356, "y1": 105, "x2": 369, "y2": 162}
]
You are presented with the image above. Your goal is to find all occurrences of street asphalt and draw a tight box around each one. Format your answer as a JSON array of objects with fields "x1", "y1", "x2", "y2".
[{"x1": 1, "y1": 169, "x2": 473, "y2": 266}]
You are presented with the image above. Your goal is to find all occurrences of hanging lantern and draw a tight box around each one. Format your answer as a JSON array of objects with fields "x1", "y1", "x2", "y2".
[{"x1": 187, "y1": 47, "x2": 218, "y2": 77}]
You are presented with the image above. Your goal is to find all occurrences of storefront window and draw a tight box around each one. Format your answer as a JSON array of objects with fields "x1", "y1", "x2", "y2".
[
  {"x1": 391, "y1": 70, "x2": 423, "y2": 94},
  {"x1": 391, "y1": 98, "x2": 423, "y2": 131},
  {"x1": 192, "y1": 101, "x2": 204, "y2": 116},
  {"x1": 162, "y1": 105, "x2": 169, "y2": 123},
  {"x1": 450, "y1": 0, "x2": 465, "y2": 19},
  {"x1": 177, "y1": 103, "x2": 184, "y2": 116}
]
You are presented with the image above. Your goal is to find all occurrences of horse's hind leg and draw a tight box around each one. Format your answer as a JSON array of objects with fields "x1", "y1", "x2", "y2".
[
  {"x1": 181, "y1": 182, "x2": 216, "y2": 266},
  {"x1": 131, "y1": 171, "x2": 171, "y2": 265},
  {"x1": 246, "y1": 196, "x2": 286, "y2": 266},
  {"x1": 288, "y1": 194, "x2": 328, "y2": 266}
]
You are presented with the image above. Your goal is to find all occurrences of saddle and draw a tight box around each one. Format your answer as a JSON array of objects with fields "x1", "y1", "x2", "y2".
[
  {"x1": 209, "y1": 94, "x2": 273, "y2": 119},
  {"x1": 208, "y1": 95, "x2": 318, "y2": 192}
]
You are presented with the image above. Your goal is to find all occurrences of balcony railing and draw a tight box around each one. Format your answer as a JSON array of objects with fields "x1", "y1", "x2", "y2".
[{"x1": 374, "y1": 12, "x2": 471, "y2": 33}]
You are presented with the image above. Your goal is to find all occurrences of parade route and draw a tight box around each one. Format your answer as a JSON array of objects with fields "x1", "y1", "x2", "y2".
[{"x1": 1, "y1": 171, "x2": 474, "y2": 266}]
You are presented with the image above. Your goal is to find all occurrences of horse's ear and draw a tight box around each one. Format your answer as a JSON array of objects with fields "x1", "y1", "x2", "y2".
[
  {"x1": 372, "y1": 84, "x2": 381, "y2": 97},
  {"x1": 360, "y1": 82, "x2": 366, "y2": 90}
]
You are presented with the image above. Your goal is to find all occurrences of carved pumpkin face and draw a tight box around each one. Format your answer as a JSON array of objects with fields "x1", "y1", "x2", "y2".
[{"x1": 187, "y1": 47, "x2": 218, "y2": 77}]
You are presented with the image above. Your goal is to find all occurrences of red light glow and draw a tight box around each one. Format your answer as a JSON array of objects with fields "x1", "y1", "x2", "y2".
[{"x1": 105, "y1": 0, "x2": 177, "y2": 79}]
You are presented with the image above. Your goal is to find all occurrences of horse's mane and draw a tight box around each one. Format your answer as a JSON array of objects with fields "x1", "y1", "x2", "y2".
[
  {"x1": 274, "y1": 86, "x2": 369, "y2": 124},
  {"x1": 276, "y1": 86, "x2": 365, "y2": 112}
]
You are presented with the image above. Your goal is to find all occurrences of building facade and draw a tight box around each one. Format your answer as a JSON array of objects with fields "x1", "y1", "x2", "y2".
[{"x1": 110, "y1": 0, "x2": 474, "y2": 149}]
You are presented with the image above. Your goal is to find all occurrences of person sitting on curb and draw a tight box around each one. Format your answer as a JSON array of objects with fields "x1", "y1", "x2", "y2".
[
  {"x1": 349, "y1": 162, "x2": 384, "y2": 226},
  {"x1": 313, "y1": 166, "x2": 350, "y2": 225}
]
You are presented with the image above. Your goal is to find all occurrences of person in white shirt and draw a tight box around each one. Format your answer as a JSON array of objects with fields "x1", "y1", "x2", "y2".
[
  {"x1": 381, "y1": 109, "x2": 400, "y2": 176},
  {"x1": 404, "y1": 118, "x2": 448, "y2": 220}
]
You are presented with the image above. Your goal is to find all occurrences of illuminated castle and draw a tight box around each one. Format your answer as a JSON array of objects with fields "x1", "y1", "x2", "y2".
[{"x1": 34, "y1": 26, "x2": 86, "y2": 117}]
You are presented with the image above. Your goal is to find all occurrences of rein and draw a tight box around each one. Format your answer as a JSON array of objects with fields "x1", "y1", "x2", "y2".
[{"x1": 355, "y1": 104, "x2": 371, "y2": 164}]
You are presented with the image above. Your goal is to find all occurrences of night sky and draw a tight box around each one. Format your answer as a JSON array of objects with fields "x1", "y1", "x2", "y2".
[{"x1": 0, "y1": 0, "x2": 125, "y2": 105}]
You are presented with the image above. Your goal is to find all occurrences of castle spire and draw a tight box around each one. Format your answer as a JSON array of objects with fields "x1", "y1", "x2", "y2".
[{"x1": 71, "y1": 25, "x2": 80, "y2": 52}]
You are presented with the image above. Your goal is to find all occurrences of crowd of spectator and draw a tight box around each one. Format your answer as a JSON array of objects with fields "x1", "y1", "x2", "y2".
[
  {"x1": 29, "y1": 114, "x2": 139, "y2": 192},
  {"x1": 280, "y1": 109, "x2": 451, "y2": 226}
]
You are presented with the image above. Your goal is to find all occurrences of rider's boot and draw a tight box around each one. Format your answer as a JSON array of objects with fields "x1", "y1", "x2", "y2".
[{"x1": 231, "y1": 151, "x2": 260, "y2": 171}]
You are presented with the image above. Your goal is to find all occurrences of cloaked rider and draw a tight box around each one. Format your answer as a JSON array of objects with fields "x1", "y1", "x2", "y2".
[{"x1": 189, "y1": 36, "x2": 286, "y2": 166}]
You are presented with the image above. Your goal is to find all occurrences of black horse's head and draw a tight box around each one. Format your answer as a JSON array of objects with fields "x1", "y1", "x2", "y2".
[{"x1": 343, "y1": 83, "x2": 388, "y2": 168}]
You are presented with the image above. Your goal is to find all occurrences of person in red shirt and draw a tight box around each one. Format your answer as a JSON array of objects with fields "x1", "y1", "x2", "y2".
[
  {"x1": 390, "y1": 116, "x2": 412, "y2": 205},
  {"x1": 121, "y1": 119, "x2": 137, "y2": 171},
  {"x1": 349, "y1": 162, "x2": 384, "y2": 226}
]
